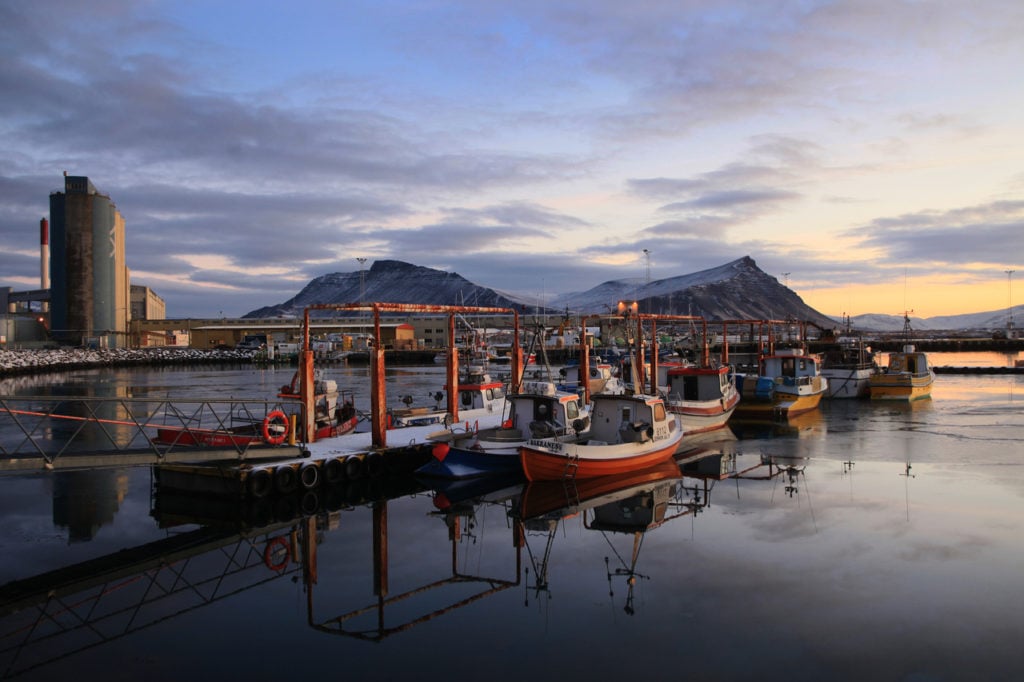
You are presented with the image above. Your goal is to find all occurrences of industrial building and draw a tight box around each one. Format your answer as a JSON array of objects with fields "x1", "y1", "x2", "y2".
[{"x1": 48, "y1": 175, "x2": 131, "y2": 348}]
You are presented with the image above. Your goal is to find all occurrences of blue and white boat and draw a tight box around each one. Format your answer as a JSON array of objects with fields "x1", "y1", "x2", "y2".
[{"x1": 417, "y1": 380, "x2": 590, "y2": 479}]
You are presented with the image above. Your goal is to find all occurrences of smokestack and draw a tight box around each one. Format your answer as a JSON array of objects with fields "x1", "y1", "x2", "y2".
[{"x1": 40, "y1": 217, "x2": 50, "y2": 311}]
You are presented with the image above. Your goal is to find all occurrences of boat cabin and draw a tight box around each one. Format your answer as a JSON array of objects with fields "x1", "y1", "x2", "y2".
[
  {"x1": 587, "y1": 394, "x2": 675, "y2": 445},
  {"x1": 666, "y1": 365, "x2": 732, "y2": 402},
  {"x1": 509, "y1": 381, "x2": 588, "y2": 438},
  {"x1": 761, "y1": 349, "x2": 822, "y2": 385},
  {"x1": 886, "y1": 346, "x2": 931, "y2": 376}
]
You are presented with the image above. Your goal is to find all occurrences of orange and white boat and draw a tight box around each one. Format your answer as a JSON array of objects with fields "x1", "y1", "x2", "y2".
[
  {"x1": 519, "y1": 392, "x2": 683, "y2": 481},
  {"x1": 663, "y1": 362, "x2": 739, "y2": 434}
]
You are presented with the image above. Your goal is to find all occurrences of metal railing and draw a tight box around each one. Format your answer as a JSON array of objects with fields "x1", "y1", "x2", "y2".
[{"x1": 0, "y1": 395, "x2": 303, "y2": 470}]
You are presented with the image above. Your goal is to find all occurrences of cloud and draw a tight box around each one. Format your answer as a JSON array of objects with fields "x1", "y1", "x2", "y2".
[
  {"x1": 847, "y1": 201, "x2": 1024, "y2": 266},
  {"x1": 0, "y1": 1, "x2": 1021, "y2": 317}
]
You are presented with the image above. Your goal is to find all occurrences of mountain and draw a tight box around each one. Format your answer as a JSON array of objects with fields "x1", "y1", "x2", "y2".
[
  {"x1": 550, "y1": 256, "x2": 835, "y2": 327},
  {"x1": 243, "y1": 260, "x2": 535, "y2": 318},
  {"x1": 846, "y1": 306, "x2": 1022, "y2": 332},
  {"x1": 245, "y1": 255, "x2": 836, "y2": 327}
]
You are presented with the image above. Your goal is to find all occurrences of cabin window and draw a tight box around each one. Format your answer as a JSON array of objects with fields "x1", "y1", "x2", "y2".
[
  {"x1": 534, "y1": 402, "x2": 550, "y2": 421},
  {"x1": 799, "y1": 360, "x2": 806, "y2": 371},
  {"x1": 653, "y1": 403, "x2": 667, "y2": 422},
  {"x1": 620, "y1": 407, "x2": 632, "y2": 424},
  {"x1": 491, "y1": 386, "x2": 504, "y2": 400},
  {"x1": 565, "y1": 400, "x2": 580, "y2": 420},
  {"x1": 461, "y1": 391, "x2": 473, "y2": 407},
  {"x1": 782, "y1": 358, "x2": 795, "y2": 377}
]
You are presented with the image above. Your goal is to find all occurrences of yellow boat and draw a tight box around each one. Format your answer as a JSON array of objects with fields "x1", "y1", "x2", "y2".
[{"x1": 869, "y1": 345, "x2": 935, "y2": 401}]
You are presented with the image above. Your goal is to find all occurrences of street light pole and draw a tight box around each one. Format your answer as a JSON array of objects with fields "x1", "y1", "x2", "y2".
[
  {"x1": 357, "y1": 258, "x2": 367, "y2": 305},
  {"x1": 1006, "y1": 269, "x2": 1015, "y2": 337}
]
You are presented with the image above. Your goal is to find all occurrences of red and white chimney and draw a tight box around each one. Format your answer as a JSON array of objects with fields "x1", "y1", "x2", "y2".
[{"x1": 40, "y1": 217, "x2": 50, "y2": 311}]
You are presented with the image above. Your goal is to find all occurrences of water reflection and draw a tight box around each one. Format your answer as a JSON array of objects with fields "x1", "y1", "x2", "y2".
[
  {"x1": 52, "y1": 469, "x2": 128, "y2": 542},
  {"x1": 512, "y1": 459, "x2": 706, "y2": 614},
  {"x1": 4, "y1": 367, "x2": 1024, "y2": 679}
]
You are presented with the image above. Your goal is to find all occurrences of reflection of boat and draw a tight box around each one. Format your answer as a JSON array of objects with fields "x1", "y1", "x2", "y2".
[
  {"x1": 389, "y1": 366, "x2": 505, "y2": 428},
  {"x1": 517, "y1": 460, "x2": 684, "y2": 521},
  {"x1": 418, "y1": 381, "x2": 590, "y2": 479},
  {"x1": 519, "y1": 393, "x2": 683, "y2": 481},
  {"x1": 422, "y1": 470, "x2": 524, "y2": 510},
  {"x1": 664, "y1": 362, "x2": 739, "y2": 434},
  {"x1": 515, "y1": 460, "x2": 696, "y2": 614},
  {"x1": 728, "y1": 408, "x2": 824, "y2": 438},
  {"x1": 734, "y1": 348, "x2": 828, "y2": 418}
]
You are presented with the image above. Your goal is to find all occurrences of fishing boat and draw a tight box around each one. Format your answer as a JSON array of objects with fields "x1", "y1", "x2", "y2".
[
  {"x1": 733, "y1": 348, "x2": 828, "y2": 418},
  {"x1": 818, "y1": 328, "x2": 878, "y2": 399},
  {"x1": 519, "y1": 392, "x2": 684, "y2": 481},
  {"x1": 154, "y1": 372, "x2": 358, "y2": 447},
  {"x1": 869, "y1": 345, "x2": 935, "y2": 400},
  {"x1": 388, "y1": 365, "x2": 505, "y2": 428},
  {"x1": 417, "y1": 380, "x2": 590, "y2": 479},
  {"x1": 869, "y1": 314, "x2": 935, "y2": 401},
  {"x1": 663, "y1": 362, "x2": 739, "y2": 434},
  {"x1": 557, "y1": 356, "x2": 626, "y2": 396}
]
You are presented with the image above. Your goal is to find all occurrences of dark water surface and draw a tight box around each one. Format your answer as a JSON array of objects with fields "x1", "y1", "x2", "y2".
[{"x1": 1, "y1": 363, "x2": 1022, "y2": 681}]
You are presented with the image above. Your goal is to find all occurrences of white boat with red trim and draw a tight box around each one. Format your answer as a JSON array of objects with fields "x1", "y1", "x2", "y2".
[
  {"x1": 663, "y1": 361, "x2": 739, "y2": 434},
  {"x1": 519, "y1": 392, "x2": 683, "y2": 481}
]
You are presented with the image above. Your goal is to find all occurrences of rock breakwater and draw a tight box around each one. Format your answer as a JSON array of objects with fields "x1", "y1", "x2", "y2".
[{"x1": 0, "y1": 347, "x2": 253, "y2": 376}]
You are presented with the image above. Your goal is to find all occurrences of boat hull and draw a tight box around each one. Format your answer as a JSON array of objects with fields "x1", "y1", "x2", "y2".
[
  {"x1": 519, "y1": 429, "x2": 684, "y2": 481},
  {"x1": 154, "y1": 416, "x2": 357, "y2": 447},
  {"x1": 869, "y1": 374, "x2": 934, "y2": 401},
  {"x1": 668, "y1": 393, "x2": 739, "y2": 434},
  {"x1": 518, "y1": 460, "x2": 683, "y2": 520},
  {"x1": 734, "y1": 388, "x2": 825, "y2": 418},
  {"x1": 416, "y1": 443, "x2": 522, "y2": 479},
  {"x1": 821, "y1": 368, "x2": 874, "y2": 399}
]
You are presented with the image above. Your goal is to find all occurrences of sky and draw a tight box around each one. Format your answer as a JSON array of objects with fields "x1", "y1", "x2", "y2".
[{"x1": 1, "y1": 0, "x2": 1022, "y2": 320}]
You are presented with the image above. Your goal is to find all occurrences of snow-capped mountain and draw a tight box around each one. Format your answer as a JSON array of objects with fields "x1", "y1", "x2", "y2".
[
  {"x1": 549, "y1": 256, "x2": 834, "y2": 326},
  {"x1": 244, "y1": 255, "x2": 834, "y2": 326},
  {"x1": 243, "y1": 260, "x2": 535, "y2": 318},
  {"x1": 845, "y1": 307, "x2": 1022, "y2": 332}
]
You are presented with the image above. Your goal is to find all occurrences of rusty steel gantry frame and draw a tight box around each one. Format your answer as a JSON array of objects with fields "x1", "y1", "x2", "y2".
[
  {"x1": 716, "y1": 318, "x2": 808, "y2": 370},
  {"x1": 301, "y1": 303, "x2": 522, "y2": 447},
  {"x1": 575, "y1": 311, "x2": 708, "y2": 399}
]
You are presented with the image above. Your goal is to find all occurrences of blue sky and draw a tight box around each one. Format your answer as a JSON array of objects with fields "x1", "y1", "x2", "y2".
[{"x1": 1, "y1": 0, "x2": 1021, "y2": 318}]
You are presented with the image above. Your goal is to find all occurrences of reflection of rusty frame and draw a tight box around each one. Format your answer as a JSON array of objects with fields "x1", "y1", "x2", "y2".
[
  {"x1": 0, "y1": 525, "x2": 298, "y2": 678},
  {"x1": 308, "y1": 501, "x2": 521, "y2": 642}
]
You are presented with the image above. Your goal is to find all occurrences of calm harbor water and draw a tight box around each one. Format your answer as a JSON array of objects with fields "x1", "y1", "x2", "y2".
[{"x1": 1, "y1": 357, "x2": 1023, "y2": 681}]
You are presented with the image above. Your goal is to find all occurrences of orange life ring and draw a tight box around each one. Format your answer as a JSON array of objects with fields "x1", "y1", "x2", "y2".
[
  {"x1": 263, "y1": 536, "x2": 290, "y2": 571},
  {"x1": 262, "y1": 410, "x2": 289, "y2": 445}
]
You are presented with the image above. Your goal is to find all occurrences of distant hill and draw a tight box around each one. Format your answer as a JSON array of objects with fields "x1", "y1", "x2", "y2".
[
  {"x1": 845, "y1": 306, "x2": 1022, "y2": 332},
  {"x1": 245, "y1": 255, "x2": 836, "y2": 327},
  {"x1": 243, "y1": 260, "x2": 534, "y2": 318},
  {"x1": 550, "y1": 256, "x2": 835, "y2": 327}
]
